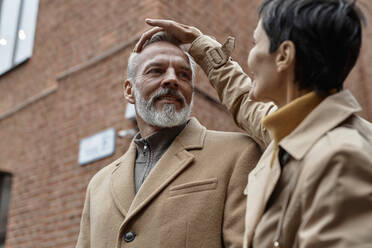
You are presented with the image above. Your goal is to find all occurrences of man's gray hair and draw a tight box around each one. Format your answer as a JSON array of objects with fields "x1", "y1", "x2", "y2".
[{"x1": 127, "y1": 31, "x2": 196, "y2": 84}]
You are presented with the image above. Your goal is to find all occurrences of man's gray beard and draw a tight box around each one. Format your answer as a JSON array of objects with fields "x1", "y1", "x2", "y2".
[{"x1": 133, "y1": 86, "x2": 192, "y2": 128}]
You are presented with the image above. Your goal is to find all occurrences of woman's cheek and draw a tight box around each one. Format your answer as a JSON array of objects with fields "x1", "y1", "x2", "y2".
[{"x1": 247, "y1": 49, "x2": 254, "y2": 70}]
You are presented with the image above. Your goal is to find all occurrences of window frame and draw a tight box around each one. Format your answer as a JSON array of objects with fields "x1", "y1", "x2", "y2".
[
  {"x1": 0, "y1": 0, "x2": 39, "y2": 76},
  {"x1": 0, "y1": 172, "x2": 12, "y2": 248}
]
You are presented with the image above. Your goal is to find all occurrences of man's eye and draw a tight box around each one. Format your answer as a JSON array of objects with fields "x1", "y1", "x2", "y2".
[
  {"x1": 179, "y1": 72, "x2": 191, "y2": 80},
  {"x1": 148, "y1": 68, "x2": 163, "y2": 74}
]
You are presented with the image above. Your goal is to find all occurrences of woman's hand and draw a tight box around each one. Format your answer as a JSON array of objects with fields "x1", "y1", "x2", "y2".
[{"x1": 134, "y1": 19, "x2": 203, "y2": 52}]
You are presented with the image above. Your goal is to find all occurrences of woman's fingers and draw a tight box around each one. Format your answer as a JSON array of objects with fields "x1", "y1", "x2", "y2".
[
  {"x1": 134, "y1": 26, "x2": 163, "y2": 52},
  {"x1": 146, "y1": 19, "x2": 202, "y2": 44},
  {"x1": 145, "y1": 19, "x2": 175, "y2": 29},
  {"x1": 134, "y1": 19, "x2": 203, "y2": 53}
]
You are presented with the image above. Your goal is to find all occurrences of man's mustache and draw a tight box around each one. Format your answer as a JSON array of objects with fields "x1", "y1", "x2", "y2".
[{"x1": 149, "y1": 88, "x2": 186, "y2": 105}]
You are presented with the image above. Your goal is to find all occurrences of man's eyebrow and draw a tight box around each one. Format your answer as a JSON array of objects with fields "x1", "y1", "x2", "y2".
[
  {"x1": 143, "y1": 62, "x2": 166, "y2": 71},
  {"x1": 143, "y1": 61, "x2": 191, "y2": 72},
  {"x1": 179, "y1": 65, "x2": 192, "y2": 72}
]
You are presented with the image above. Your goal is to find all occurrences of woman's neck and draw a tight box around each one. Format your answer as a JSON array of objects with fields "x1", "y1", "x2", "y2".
[{"x1": 276, "y1": 80, "x2": 311, "y2": 108}]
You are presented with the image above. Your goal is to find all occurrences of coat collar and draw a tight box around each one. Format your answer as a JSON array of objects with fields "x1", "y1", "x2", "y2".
[
  {"x1": 110, "y1": 117, "x2": 206, "y2": 219},
  {"x1": 262, "y1": 91, "x2": 325, "y2": 144},
  {"x1": 280, "y1": 90, "x2": 361, "y2": 160},
  {"x1": 174, "y1": 117, "x2": 206, "y2": 150}
]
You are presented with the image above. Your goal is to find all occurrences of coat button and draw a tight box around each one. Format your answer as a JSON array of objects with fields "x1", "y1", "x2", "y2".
[{"x1": 124, "y1": 231, "x2": 136, "y2": 242}]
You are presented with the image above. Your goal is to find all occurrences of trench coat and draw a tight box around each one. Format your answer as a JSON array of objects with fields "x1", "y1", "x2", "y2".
[
  {"x1": 75, "y1": 117, "x2": 261, "y2": 248},
  {"x1": 189, "y1": 35, "x2": 372, "y2": 248}
]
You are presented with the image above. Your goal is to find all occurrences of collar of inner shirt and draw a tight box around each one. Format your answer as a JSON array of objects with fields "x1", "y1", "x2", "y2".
[{"x1": 133, "y1": 121, "x2": 188, "y2": 157}]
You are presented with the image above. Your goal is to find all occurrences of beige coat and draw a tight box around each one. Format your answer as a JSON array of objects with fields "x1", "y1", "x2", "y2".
[
  {"x1": 189, "y1": 35, "x2": 372, "y2": 248},
  {"x1": 75, "y1": 118, "x2": 261, "y2": 248}
]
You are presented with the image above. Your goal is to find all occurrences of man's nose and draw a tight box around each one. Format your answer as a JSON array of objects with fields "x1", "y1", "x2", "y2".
[{"x1": 161, "y1": 69, "x2": 179, "y2": 89}]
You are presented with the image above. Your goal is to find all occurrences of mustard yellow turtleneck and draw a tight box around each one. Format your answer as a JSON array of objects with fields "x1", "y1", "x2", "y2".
[{"x1": 262, "y1": 91, "x2": 327, "y2": 166}]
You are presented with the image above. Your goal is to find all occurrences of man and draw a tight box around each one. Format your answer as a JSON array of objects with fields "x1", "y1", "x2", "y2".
[
  {"x1": 135, "y1": 0, "x2": 372, "y2": 247},
  {"x1": 75, "y1": 32, "x2": 261, "y2": 248}
]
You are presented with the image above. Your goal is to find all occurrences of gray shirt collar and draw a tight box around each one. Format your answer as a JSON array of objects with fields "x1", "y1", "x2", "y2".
[
  {"x1": 133, "y1": 121, "x2": 188, "y2": 160},
  {"x1": 132, "y1": 121, "x2": 188, "y2": 193}
]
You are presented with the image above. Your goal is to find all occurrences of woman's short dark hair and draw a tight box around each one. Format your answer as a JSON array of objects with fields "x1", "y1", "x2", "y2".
[{"x1": 259, "y1": 0, "x2": 365, "y2": 95}]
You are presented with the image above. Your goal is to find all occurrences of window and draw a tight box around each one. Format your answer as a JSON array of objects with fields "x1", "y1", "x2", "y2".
[
  {"x1": 0, "y1": 172, "x2": 12, "y2": 248},
  {"x1": 0, "y1": 0, "x2": 39, "y2": 76}
]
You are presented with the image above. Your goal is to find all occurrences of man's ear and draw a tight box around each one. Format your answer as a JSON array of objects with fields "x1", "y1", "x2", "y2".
[
  {"x1": 124, "y1": 80, "x2": 135, "y2": 104},
  {"x1": 276, "y1": 40, "x2": 295, "y2": 72}
]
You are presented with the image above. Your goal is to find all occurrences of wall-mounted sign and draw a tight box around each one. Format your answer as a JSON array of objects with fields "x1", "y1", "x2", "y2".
[{"x1": 78, "y1": 128, "x2": 115, "y2": 165}]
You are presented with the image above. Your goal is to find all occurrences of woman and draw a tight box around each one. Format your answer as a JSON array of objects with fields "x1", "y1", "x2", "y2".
[{"x1": 135, "y1": 0, "x2": 372, "y2": 247}]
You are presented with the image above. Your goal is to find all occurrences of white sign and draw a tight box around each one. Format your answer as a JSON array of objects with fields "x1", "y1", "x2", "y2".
[{"x1": 78, "y1": 128, "x2": 115, "y2": 165}]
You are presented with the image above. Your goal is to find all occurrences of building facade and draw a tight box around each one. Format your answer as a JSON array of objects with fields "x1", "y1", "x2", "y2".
[{"x1": 0, "y1": 0, "x2": 371, "y2": 247}]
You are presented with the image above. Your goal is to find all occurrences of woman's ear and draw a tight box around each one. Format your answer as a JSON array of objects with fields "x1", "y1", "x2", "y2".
[
  {"x1": 276, "y1": 40, "x2": 295, "y2": 72},
  {"x1": 124, "y1": 80, "x2": 135, "y2": 104}
]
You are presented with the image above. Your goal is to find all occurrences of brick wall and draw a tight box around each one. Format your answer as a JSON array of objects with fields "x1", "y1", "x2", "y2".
[{"x1": 0, "y1": 0, "x2": 371, "y2": 247}]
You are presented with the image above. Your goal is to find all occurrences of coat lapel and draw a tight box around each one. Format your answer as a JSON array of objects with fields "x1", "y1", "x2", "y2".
[
  {"x1": 244, "y1": 142, "x2": 281, "y2": 248},
  {"x1": 126, "y1": 142, "x2": 195, "y2": 219},
  {"x1": 123, "y1": 118, "x2": 206, "y2": 224},
  {"x1": 110, "y1": 142, "x2": 137, "y2": 217}
]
